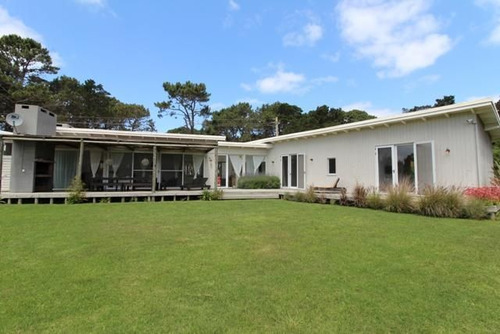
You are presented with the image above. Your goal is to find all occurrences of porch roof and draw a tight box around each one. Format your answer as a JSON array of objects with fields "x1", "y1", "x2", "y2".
[
  {"x1": 250, "y1": 98, "x2": 500, "y2": 144},
  {"x1": 2, "y1": 127, "x2": 226, "y2": 150}
]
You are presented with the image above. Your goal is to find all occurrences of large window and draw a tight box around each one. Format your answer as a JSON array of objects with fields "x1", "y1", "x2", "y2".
[
  {"x1": 133, "y1": 152, "x2": 153, "y2": 183},
  {"x1": 161, "y1": 153, "x2": 183, "y2": 187},
  {"x1": 328, "y1": 158, "x2": 336, "y2": 174},
  {"x1": 160, "y1": 153, "x2": 205, "y2": 188}
]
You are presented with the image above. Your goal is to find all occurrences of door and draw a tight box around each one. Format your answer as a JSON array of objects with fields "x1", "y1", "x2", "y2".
[
  {"x1": 281, "y1": 156, "x2": 288, "y2": 187},
  {"x1": 282, "y1": 154, "x2": 305, "y2": 189},
  {"x1": 377, "y1": 143, "x2": 432, "y2": 192},
  {"x1": 218, "y1": 155, "x2": 228, "y2": 188},
  {"x1": 377, "y1": 146, "x2": 394, "y2": 192}
]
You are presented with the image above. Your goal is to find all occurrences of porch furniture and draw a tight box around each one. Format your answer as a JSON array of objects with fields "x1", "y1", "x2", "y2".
[
  {"x1": 313, "y1": 178, "x2": 346, "y2": 194},
  {"x1": 181, "y1": 177, "x2": 210, "y2": 190},
  {"x1": 89, "y1": 177, "x2": 134, "y2": 191}
]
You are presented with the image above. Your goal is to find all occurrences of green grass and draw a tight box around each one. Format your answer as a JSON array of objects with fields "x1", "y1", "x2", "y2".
[{"x1": 1, "y1": 200, "x2": 500, "y2": 333}]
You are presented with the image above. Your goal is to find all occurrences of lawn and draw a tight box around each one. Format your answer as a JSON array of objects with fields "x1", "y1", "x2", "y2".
[{"x1": 1, "y1": 200, "x2": 500, "y2": 333}]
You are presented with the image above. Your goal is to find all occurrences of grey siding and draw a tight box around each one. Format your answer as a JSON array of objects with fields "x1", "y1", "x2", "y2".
[
  {"x1": 265, "y1": 113, "x2": 491, "y2": 191},
  {"x1": 10, "y1": 141, "x2": 36, "y2": 192},
  {"x1": 1, "y1": 155, "x2": 11, "y2": 193}
]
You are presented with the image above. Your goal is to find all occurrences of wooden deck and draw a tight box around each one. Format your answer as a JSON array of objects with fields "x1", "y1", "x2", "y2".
[{"x1": 0, "y1": 188, "x2": 283, "y2": 204}]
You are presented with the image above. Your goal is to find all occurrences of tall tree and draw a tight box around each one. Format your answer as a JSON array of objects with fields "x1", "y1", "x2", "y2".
[
  {"x1": 49, "y1": 76, "x2": 154, "y2": 131},
  {"x1": 0, "y1": 34, "x2": 59, "y2": 128},
  {"x1": 255, "y1": 102, "x2": 304, "y2": 138},
  {"x1": 0, "y1": 34, "x2": 58, "y2": 85},
  {"x1": 402, "y1": 95, "x2": 455, "y2": 112},
  {"x1": 155, "y1": 81, "x2": 211, "y2": 133},
  {"x1": 204, "y1": 102, "x2": 256, "y2": 141}
]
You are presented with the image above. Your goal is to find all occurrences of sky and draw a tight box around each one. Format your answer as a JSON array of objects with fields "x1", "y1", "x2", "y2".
[{"x1": 0, "y1": 0, "x2": 499, "y2": 132}]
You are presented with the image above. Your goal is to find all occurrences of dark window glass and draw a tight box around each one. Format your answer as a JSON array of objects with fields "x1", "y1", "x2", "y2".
[
  {"x1": 328, "y1": 158, "x2": 336, "y2": 174},
  {"x1": 3, "y1": 143, "x2": 12, "y2": 156}
]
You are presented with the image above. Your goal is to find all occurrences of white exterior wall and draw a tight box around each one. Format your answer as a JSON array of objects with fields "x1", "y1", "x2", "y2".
[
  {"x1": 1, "y1": 155, "x2": 11, "y2": 193},
  {"x1": 477, "y1": 116, "x2": 494, "y2": 185},
  {"x1": 264, "y1": 113, "x2": 493, "y2": 191}
]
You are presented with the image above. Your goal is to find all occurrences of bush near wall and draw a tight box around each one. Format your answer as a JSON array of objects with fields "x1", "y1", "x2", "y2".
[
  {"x1": 237, "y1": 175, "x2": 280, "y2": 189},
  {"x1": 464, "y1": 186, "x2": 500, "y2": 204},
  {"x1": 417, "y1": 186, "x2": 464, "y2": 218}
]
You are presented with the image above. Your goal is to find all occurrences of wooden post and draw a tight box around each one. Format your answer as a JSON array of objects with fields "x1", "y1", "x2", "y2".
[
  {"x1": 76, "y1": 139, "x2": 84, "y2": 179},
  {"x1": 152, "y1": 146, "x2": 157, "y2": 193},
  {"x1": 213, "y1": 147, "x2": 218, "y2": 190},
  {"x1": 0, "y1": 138, "x2": 3, "y2": 193}
]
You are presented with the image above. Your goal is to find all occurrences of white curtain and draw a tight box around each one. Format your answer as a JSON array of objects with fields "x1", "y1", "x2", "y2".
[
  {"x1": 90, "y1": 150, "x2": 102, "y2": 177},
  {"x1": 229, "y1": 155, "x2": 243, "y2": 178},
  {"x1": 252, "y1": 155, "x2": 265, "y2": 174},
  {"x1": 111, "y1": 152, "x2": 124, "y2": 177},
  {"x1": 193, "y1": 155, "x2": 204, "y2": 178},
  {"x1": 54, "y1": 150, "x2": 78, "y2": 189}
]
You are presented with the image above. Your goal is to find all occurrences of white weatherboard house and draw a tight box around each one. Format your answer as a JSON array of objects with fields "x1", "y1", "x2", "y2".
[{"x1": 0, "y1": 99, "x2": 499, "y2": 202}]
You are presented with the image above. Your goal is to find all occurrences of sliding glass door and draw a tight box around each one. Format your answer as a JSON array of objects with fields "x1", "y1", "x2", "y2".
[
  {"x1": 281, "y1": 154, "x2": 305, "y2": 189},
  {"x1": 376, "y1": 142, "x2": 433, "y2": 193}
]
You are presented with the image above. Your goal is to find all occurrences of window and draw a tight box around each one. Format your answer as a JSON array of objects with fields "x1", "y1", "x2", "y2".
[
  {"x1": 328, "y1": 158, "x2": 336, "y2": 174},
  {"x1": 3, "y1": 143, "x2": 12, "y2": 156}
]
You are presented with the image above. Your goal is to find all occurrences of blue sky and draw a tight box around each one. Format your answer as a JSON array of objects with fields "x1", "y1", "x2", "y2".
[{"x1": 1, "y1": 0, "x2": 499, "y2": 131}]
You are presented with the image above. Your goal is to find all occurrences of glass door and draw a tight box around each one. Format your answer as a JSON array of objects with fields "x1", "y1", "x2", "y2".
[
  {"x1": 218, "y1": 155, "x2": 228, "y2": 188},
  {"x1": 377, "y1": 143, "x2": 429, "y2": 192},
  {"x1": 282, "y1": 154, "x2": 305, "y2": 189},
  {"x1": 281, "y1": 156, "x2": 288, "y2": 187},
  {"x1": 377, "y1": 146, "x2": 394, "y2": 192}
]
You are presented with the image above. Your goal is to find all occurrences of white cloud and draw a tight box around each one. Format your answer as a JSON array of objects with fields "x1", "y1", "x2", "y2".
[
  {"x1": 311, "y1": 76, "x2": 339, "y2": 85},
  {"x1": 321, "y1": 52, "x2": 341, "y2": 63},
  {"x1": 240, "y1": 83, "x2": 253, "y2": 91},
  {"x1": 256, "y1": 68, "x2": 305, "y2": 94},
  {"x1": 76, "y1": 0, "x2": 105, "y2": 7},
  {"x1": 0, "y1": 7, "x2": 64, "y2": 69},
  {"x1": 229, "y1": 0, "x2": 240, "y2": 11},
  {"x1": 337, "y1": 0, "x2": 452, "y2": 77},
  {"x1": 475, "y1": 0, "x2": 500, "y2": 44},
  {"x1": 342, "y1": 101, "x2": 395, "y2": 117},
  {"x1": 465, "y1": 94, "x2": 500, "y2": 102},
  {"x1": 283, "y1": 23, "x2": 323, "y2": 47},
  {"x1": 0, "y1": 6, "x2": 42, "y2": 40},
  {"x1": 50, "y1": 51, "x2": 65, "y2": 68}
]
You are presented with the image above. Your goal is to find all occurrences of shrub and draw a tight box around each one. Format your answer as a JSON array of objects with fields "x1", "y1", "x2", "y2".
[
  {"x1": 464, "y1": 186, "x2": 500, "y2": 204},
  {"x1": 67, "y1": 177, "x2": 87, "y2": 204},
  {"x1": 201, "y1": 189, "x2": 224, "y2": 201},
  {"x1": 338, "y1": 188, "x2": 349, "y2": 206},
  {"x1": 366, "y1": 190, "x2": 385, "y2": 210},
  {"x1": 417, "y1": 186, "x2": 464, "y2": 218},
  {"x1": 303, "y1": 186, "x2": 318, "y2": 203},
  {"x1": 353, "y1": 184, "x2": 368, "y2": 208},
  {"x1": 384, "y1": 181, "x2": 414, "y2": 213},
  {"x1": 237, "y1": 175, "x2": 280, "y2": 189},
  {"x1": 462, "y1": 198, "x2": 487, "y2": 220},
  {"x1": 294, "y1": 191, "x2": 306, "y2": 202}
]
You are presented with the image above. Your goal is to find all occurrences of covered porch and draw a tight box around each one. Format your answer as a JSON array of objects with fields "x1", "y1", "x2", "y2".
[{"x1": 1, "y1": 127, "x2": 225, "y2": 195}]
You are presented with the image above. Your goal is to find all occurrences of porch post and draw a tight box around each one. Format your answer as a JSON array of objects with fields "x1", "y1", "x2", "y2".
[
  {"x1": 0, "y1": 138, "x2": 4, "y2": 191},
  {"x1": 152, "y1": 145, "x2": 157, "y2": 192},
  {"x1": 76, "y1": 139, "x2": 84, "y2": 179},
  {"x1": 213, "y1": 146, "x2": 218, "y2": 190}
]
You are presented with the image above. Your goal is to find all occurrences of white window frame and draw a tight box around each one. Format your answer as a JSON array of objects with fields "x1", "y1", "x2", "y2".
[{"x1": 327, "y1": 157, "x2": 337, "y2": 175}]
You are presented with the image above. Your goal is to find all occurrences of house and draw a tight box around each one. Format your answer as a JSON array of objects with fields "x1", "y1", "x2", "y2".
[
  {"x1": 251, "y1": 98, "x2": 500, "y2": 193},
  {"x1": 1, "y1": 98, "x2": 499, "y2": 203}
]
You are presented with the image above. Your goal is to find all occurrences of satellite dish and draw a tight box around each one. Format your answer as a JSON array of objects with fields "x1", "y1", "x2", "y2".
[{"x1": 6, "y1": 113, "x2": 24, "y2": 127}]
